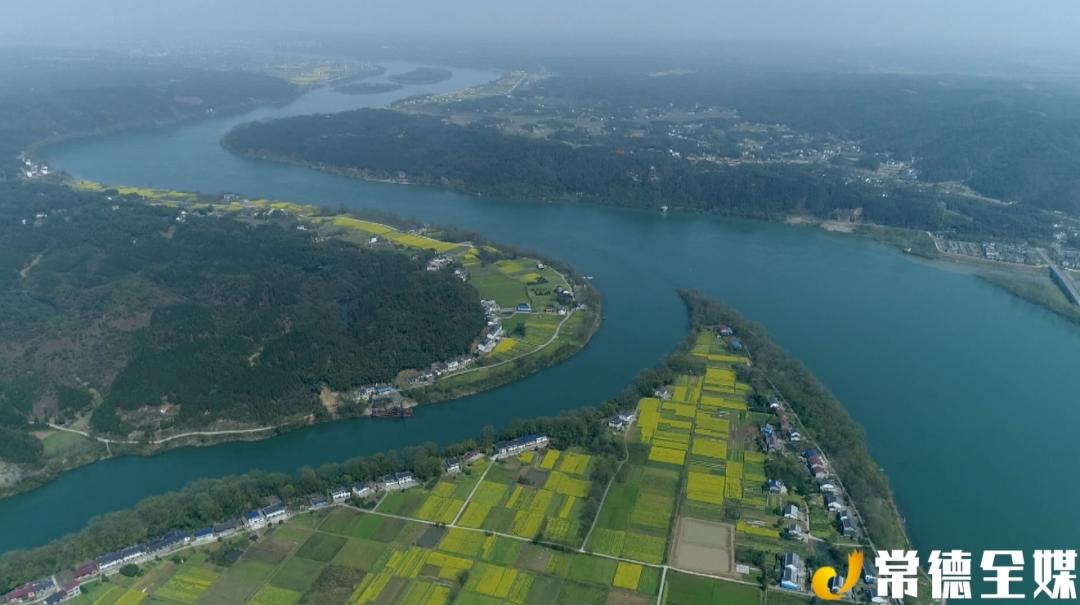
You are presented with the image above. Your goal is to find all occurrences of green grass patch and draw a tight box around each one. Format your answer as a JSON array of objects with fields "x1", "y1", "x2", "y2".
[
  {"x1": 621, "y1": 532, "x2": 667, "y2": 565},
  {"x1": 556, "y1": 580, "x2": 608, "y2": 605},
  {"x1": 248, "y1": 584, "x2": 302, "y2": 605},
  {"x1": 199, "y1": 560, "x2": 277, "y2": 604},
  {"x1": 586, "y1": 528, "x2": 625, "y2": 557},
  {"x1": 41, "y1": 431, "x2": 98, "y2": 458},
  {"x1": 764, "y1": 591, "x2": 812, "y2": 605},
  {"x1": 525, "y1": 574, "x2": 563, "y2": 605},
  {"x1": 331, "y1": 538, "x2": 389, "y2": 570},
  {"x1": 295, "y1": 533, "x2": 347, "y2": 562},
  {"x1": 271, "y1": 522, "x2": 314, "y2": 545},
  {"x1": 482, "y1": 536, "x2": 523, "y2": 566},
  {"x1": 567, "y1": 554, "x2": 617, "y2": 586},
  {"x1": 469, "y1": 264, "x2": 529, "y2": 308},
  {"x1": 298, "y1": 565, "x2": 366, "y2": 605},
  {"x1": 663, "y1": 571, "x2": 761, "y2": 605},
  {"x1": 269, "y1": 556, "x2": 325, "y2": 592},
  {"x1": 637, "y1": 566, "x2": 662, "y2": 596}
]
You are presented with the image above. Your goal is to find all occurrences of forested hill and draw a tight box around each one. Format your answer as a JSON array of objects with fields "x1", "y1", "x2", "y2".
[
  {"x1": 223, "y1": 108, "x2": 1055, "y2": 241},
  {"x1": 0, "y1": 182, "x2": 485, "y2": 439},
  {"x1": 491, "y1": 69, "x2": 1080, "y2": 215},
  {"x1": 0, "y1": 51, "x2": 296, "y2": 180}
]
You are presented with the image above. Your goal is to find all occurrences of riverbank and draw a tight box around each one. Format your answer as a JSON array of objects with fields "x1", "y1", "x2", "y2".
[
  {"x1": 910, "y1": 242, "x2": 1080, "y2": 325},
  {"x1": 229, "y1": 139, "x2": 1080, "y2": 333},
  {"x1": 0, "y1": 182, "x2": 601, "y2": 502},
  {"x1": 0, "y1": 293, "x2": 909, "y2": 603}
]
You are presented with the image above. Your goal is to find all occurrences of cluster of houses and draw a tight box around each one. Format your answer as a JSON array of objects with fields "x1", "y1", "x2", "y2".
[
  {"x1": 767, "y1": 396, "x2": 801, "y2": 441},
  {"x1": 3, "y1": 472, "x2": 426, "y2": 604},
  {"x1": 767, "y1": 479, "x2": 808, "y2": 543},
  {"x1": 17, "y1": 211, "x2": 51, "y2": 228},
  {"x1": 435, "y1": 356, "x2": 474, "y2": 376},
  {"x1": 359, "y1": 297, "x2": 509, "y2": 392},
  {"x1": 607, "y1": 411, "x2": 636, "y2": 431},
  {"x1": 426, "y1": 254, "x2": 454, "y2": 271},
  {"x1": 20, "y1": 158, "x2": 50, "y2": 180},
  {"x1": 491, "y1": 434, "x2": 550, "y2": 460},
  {"x1": 4, "y1": 578, "x2": 64, "y2": 605},
  {"x1": 7, "y1": 436, "x2": 558, "y2": 604},
  {"x1": 759, "y1": 392, "x2": 868, "y2": 596},
  {"x1": 781, "y1": 553, "x2": 881, "y2": 600},
  {"x1": 760, "y1": 397, "x2": 801, "y2": 453},
  {"x1": 715, "y1": 324, "x2": 744, "y2": 351},
  {"x1": 408, "y1": 370, "x2": 437, "y2": 387},
  {"x1": 477, "y1": 299, "x2": 506, "y2": 355},
  {"x1": 770, "y1": 448, "x2": 865, "y2": 595},
  {"x1": 422, "y1": 255, "x2": 470, "y2": 282},
  {"x1": 6, "y1": 529, "x2": 215, "y2": 604},
  {"x1": 356, "y1": 383, "x2": 397, "y2": 402},
  {"x1": 802, "y1": 450, "x2": 858, "y2": 539}
]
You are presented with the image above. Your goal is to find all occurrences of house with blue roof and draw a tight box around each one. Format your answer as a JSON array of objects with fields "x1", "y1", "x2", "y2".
[
  {"x1": 761, "y1": 424, "x2": 780, "y2": 453},
  {"x1": 779, "y1": 552, "x2": 804, "y2": 590},
  {"x1": 194, "y1": 527, "x2": 214, "y2": 544},
  {"x1": 213, "y1": 519, "x2": 242, "y2": 535},
  {"x1": 245, "y1": 510, "x2": 266, "y2": 529}
]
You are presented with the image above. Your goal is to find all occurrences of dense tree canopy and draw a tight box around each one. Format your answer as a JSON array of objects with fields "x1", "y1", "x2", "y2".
[
  {"x1": 224, "y1": 108, "x2": 1056, "y2": 241},
  {"x1": 0, "y1": 182, "x2": 485, "y2": 437}
]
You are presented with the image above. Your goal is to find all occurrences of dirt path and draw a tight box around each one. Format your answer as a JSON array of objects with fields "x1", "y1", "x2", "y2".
[
  {"x1": 47, "y1": 422, "x2": 278, "y2": 446},
  {"x1": 409, "y1": 306, "x2": 578, "y2": 387},
  {"x1": 19, "y1": 253, "x2": 43, "y2": 279},
  {"x1": 451, "y1": 460, "x2": 494, "y2": 525},
  {"x1": 581, "y1": 418, "x2": 632, "y2": 549}
]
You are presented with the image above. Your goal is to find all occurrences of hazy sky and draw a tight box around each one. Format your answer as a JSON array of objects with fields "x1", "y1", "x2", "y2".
[{"x1": 3, "y1": 0, "x2": 1080, "y2": 56}]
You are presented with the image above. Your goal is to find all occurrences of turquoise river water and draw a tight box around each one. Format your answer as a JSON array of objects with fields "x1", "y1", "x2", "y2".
[{"x1": 1, "y1": 63, "x2": 1076, "y2": 570}]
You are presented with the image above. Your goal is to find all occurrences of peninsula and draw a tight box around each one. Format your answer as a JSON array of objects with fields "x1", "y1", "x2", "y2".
[{"x1": 0, "y1": 180, "x2": 599, "y2": 499}]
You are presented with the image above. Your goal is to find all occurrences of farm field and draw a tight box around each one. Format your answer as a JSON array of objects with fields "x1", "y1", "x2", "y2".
[
  {"x1": 662, "y1": 571, "x2": 762, "y2": 605},
  {"x1": 66, "y1": 501, "x2": 667, "y2": 605},
  {"x1": 671, "y1": 333, "x2": 813, "y2": 566},
  {"x1": 456, "y1": 449, "x2": 593, "y2": 546},
  {"x1": 585, "y1": 457, "x2": 678, "y2": 565},
  {"x1": 763, "y1": 591, "x2": 812, "y2": 605},
  {"x1": 376, "y1": 460, "x2": 490, "y2": 524},
  {"x1": 589, "y1": 329, "x2": 818, "y2": 593}
]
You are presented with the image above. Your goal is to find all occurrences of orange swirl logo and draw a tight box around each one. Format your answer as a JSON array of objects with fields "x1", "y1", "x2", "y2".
[{"x1": 812, "y1": 550, "x2": 864, "y2": 600}]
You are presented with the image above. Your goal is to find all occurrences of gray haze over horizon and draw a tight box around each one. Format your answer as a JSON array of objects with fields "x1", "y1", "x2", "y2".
[{"x1": 3, "y1": 0, "x2": 1080, "y2": 59}]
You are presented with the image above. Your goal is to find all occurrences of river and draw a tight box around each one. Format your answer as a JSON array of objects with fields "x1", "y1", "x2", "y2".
[{"x1": 3, "y1": 63, "x2": 1076, "y2": 565}]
